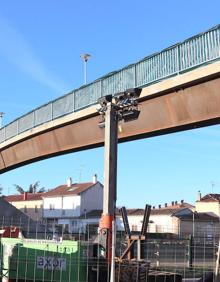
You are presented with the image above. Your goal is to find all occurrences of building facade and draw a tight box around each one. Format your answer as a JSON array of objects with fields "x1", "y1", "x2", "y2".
[
  {"x1": 42, "y1": 176, "x2": 103, "y2": 233},
  {"x1": 5, "y1": 192, "x2": 44, "y2": 221},
  {"x1": 195, "y1": 193, "x2": 220, "y2": 217},
  {"x1": 115, "y1": 201, "x2": 220, "y2": 238}
]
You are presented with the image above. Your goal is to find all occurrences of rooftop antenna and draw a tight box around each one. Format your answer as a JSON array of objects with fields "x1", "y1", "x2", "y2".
[
  {"x1": 76, "y1": 164, "x2": 84, "y2": 183},
  {"x1": 0, "y1": 112, "x2": 5, "y2": 129},
  {"x1": 80, "y1": 53, "x2": 91, "y2": 85},
  {"x1": 211, "y1": 181, "x2": 215, "y2": 193}
]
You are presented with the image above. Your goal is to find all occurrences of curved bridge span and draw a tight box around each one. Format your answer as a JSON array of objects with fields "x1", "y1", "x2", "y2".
[{"x1": 1, "y1": 25, "x2": 220, "y2": 173}]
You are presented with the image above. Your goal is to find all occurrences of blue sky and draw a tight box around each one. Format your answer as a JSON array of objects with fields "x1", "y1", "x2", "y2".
[{"x1": 0, "y1": 0, "x2": 220, "y2": 207}]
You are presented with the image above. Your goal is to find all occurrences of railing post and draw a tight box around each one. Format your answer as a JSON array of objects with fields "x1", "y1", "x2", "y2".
[
  {"x1": 177, "y1": 44, "x2": 181, "y2": 74},
  {"x1": 17, "y1": 119, "x2": 19, "y2": 135},
  {"x1": 134, "y1": 64, "x2": 137, "y2": 88},
  {"x1": 33, "y1": 110, "x2": 35, "y2": 127},
  {"x1": 4, "y1": 127, "x2": 6, "y2": 142},
  {"x1": 50, "y1": 102, "x2": 53, "y2": 121},
  {"x1": 72, "y1": 91, "x2": 75, "y2": 112}
]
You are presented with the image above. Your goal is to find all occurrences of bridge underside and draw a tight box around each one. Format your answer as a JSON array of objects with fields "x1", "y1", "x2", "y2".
[{"x1": 1, "y1": 76, "x2": 220, "y2": 173}]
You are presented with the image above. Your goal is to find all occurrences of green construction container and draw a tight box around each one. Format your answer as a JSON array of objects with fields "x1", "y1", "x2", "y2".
[{"x1": 0, "y1": 238, "x2": 87, "y2": 282}]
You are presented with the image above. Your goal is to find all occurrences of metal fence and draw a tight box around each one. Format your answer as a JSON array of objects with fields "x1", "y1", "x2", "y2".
[
  {"x1": 0, "y1": 217, "x2": 220, "y2": 281},
  {"x1": 1, "y1": 25, "x2": 220, "y2": 144}
]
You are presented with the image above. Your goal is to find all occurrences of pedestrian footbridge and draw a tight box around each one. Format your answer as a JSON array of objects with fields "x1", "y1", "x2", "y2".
[{"x1": 1, "y1": 25, "x2": 220, "y2": 173}]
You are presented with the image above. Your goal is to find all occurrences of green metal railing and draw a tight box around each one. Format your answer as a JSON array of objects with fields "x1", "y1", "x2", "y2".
[{"x1": 0, "y1": 25, "x2": 220, "y2": 143}]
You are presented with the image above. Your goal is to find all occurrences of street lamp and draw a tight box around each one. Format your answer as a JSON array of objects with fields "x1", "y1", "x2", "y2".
[
  {"x1": 80, "y1": 53, "x2": 91, "y2": 84},
  {"x1": 0, "y1": 112, "x2": 5, "y2": 129}
]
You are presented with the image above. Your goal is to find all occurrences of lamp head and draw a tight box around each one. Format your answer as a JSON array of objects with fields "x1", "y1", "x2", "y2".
[
  {"x1": 98, "y1": 95, "x2": 113, "y2": 107},
  {"x1": 122, "y1": 109, "x2": 140, "y2": 122},
  {"x1": 114, "y1": 92, "x2": 126, "y2": 105},
  {"x1": 80, "y1": 54, "x2": 91, "y2": 62},
  {"x1": 125, "y1": 88, "x2": 142, "y2": 99}
]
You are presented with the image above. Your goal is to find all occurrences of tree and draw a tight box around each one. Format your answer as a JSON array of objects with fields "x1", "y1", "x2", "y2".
[
  {"x1": 0, "y1": 185, "x2": 3, "y2": 195},
  {"x1": 14, "y1": 181, "x2": 45, "y2": 194}
]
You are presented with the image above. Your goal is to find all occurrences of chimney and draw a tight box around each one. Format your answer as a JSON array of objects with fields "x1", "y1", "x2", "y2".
[
  {"x1": 165, "y1": 203, "x2": 167, "y2": 207},
  {"x1": 158, "y1": 205, "x2": 161, "y2": 209},
  {"x1": 92, "y1": 174, "x2": 97, "y2": 184},
  {"x1": 181, "y1": 199, "x2": 184, "y2": 204},
  {"x1": 67, "y1": 177, "x2": 72, "y2": 187},
  {"x1": 23, "y1": 192, "x2": 28, "y2": 201},
  {"x1": 171, "y1": 201, "x2": 174, "y2": 206},
  {"x1": 197, "y1": 190, "x2": 202, "y2": 201}
]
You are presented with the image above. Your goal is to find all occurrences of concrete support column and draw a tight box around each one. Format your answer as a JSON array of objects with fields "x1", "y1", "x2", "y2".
[{"x1": 103, "y1": 103, "x2": 118, "y2": 215}]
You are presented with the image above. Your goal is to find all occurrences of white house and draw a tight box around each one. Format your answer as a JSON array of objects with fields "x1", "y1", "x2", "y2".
[
  {"x1": 195, "y1": 193, "x2": 220, "y2": 217},
  {"x1": 116, "y1": 201, "x2": 220, "y2": 237},
  {"x1": 149, "y1": 201, "x2": 194, "y2": 234},
  {"x1": 42, "y1": 175, "x2": 103, "y2": 232},
  {"x1": 116, "y1": 208, "x2": 146, "y2": 232}
]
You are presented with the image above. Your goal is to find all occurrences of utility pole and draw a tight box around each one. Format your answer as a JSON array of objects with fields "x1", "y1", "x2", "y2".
[{"x1": 98, "y1": 88, "x2": 142, "y2": 282}]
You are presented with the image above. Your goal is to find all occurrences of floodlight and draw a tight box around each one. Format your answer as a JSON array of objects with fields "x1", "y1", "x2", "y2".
[
  {"x1": 122, "y1": 109, "x2": 140, "y2": 122},
  {"x1": 125, "y1": 88, "x2": 142, "y2": 99},
  {"x1": 98, "y1": 95, "x2": 113, "y2": 107},
  {"x1": 114, "y1": 92, "x2": 126, "y2": 104},
  {"x1": 98, "y1": 121, "x2": 105, "y2": 129}
]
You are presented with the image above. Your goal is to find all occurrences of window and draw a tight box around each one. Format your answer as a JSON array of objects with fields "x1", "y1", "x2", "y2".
[
  {"x1": 72, "y1": 221, "x2": 77, "y2": 227},
  {"x1": 35, "y1": 205, "x2": 38, "y2": 213},
  {"x1": 24, "y1": 206, "x2": 27, "y2": 213},
  {"x1": 132, "y1": 225, "x2": 137, "y2": 231},
  {"x1": 49, "y1": 204, "x2": 54, "y2": 210}
]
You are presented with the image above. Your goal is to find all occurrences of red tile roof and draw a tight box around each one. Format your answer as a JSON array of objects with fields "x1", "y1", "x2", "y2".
[
  {"x1": 42, "y1": 182, "x2": 98, "y2": 197},
  {"x1": 150, "y1": 203, "x2": 194, "y2": 215},
  {"x1": 120, "y1": 208, "x2": 146, "y2": 216},
  {"x1": 199, "y1": 194, "x2": 220, "y2": 202},
  {"x1": 5, "y1": 193, "x2": 43, "y2": 202}
]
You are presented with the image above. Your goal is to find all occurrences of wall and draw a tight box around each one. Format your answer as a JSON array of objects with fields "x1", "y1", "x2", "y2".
[
  {"x1": 150, "y1": 214, "x2": 175, "y2": 233},
  {"x1": 9, "y1": 199, "x2": 43, "y2": 221},
  {"x1": 195, "y1": 202, "x2": 220, "y2": 217},
  {"x1": 62, "y1": 196, "x2": 81, "y2": 217},
  {"x1": 80, "y1": 183, "x2": 103, "y2": 214},
  {"x1": 118, "y1": 215, "x2": 144, "y2": 232},
  {"x1": 116, "y1": 214, "x2": 177, "y2": 233},
  {"x1": 43, "y1": 196, "x2": 81, "y2": 218}
]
